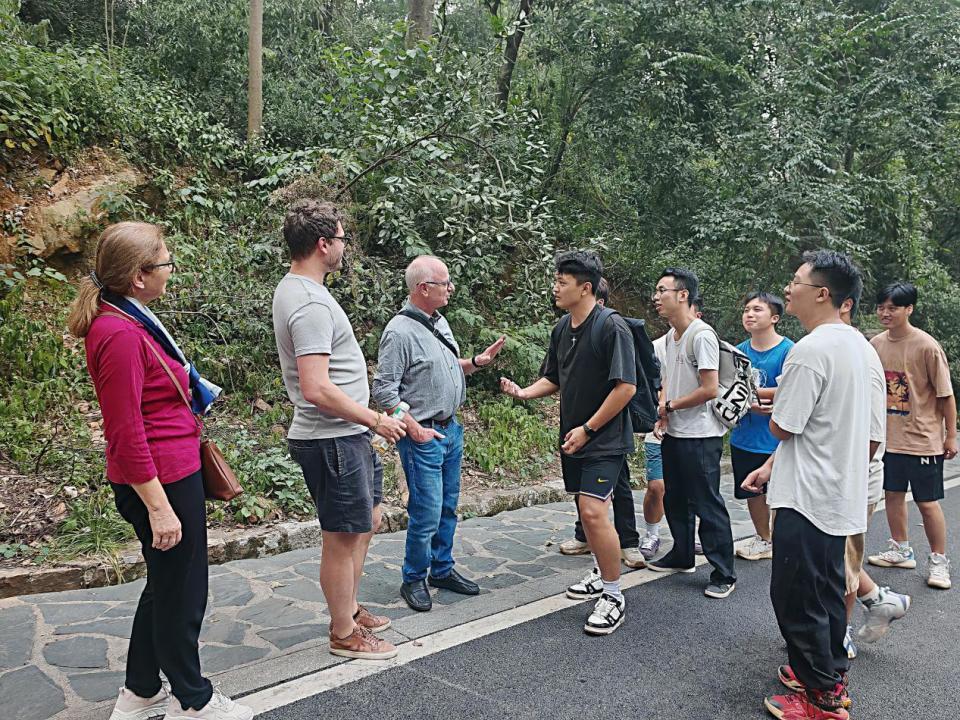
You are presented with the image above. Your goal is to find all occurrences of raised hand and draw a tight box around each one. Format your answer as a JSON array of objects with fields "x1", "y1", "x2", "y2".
[{"x1": 475, "y1": 335, "x2": 507, "y2": 367}]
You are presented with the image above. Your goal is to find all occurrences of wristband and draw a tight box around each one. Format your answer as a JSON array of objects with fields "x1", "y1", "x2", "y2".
[{"x1": 471, "y1": 355, "x2": 481, "y2": 368}]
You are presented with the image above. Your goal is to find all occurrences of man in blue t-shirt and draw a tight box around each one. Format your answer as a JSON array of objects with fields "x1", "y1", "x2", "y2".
[{"x1": 730, "y1": 291, "x2": 794, "y2": 561}]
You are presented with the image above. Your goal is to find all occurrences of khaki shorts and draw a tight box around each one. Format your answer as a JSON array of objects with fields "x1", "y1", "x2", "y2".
[{"x1": 844, "y1": 502, "x2": 878, "y2": 594}]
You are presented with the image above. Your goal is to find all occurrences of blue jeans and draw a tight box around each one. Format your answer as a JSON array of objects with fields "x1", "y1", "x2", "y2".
[{"x1": 398, "y1": 420, "x2": 464, "y2": 583}]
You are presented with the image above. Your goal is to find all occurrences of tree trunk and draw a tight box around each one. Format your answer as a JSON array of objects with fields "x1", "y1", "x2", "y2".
[
  {"x1": 247, "y1": 0, "x2": 264, "y2": 141},
  {"x1": 495, "y1": 0, "x2": 534, "y2": 108},
  {"x1": 542, "y1": 80, "x2": 594, "y2": 194},
  {"x1": 406, "y1": 0, "x2": 433, "y2": 46},
  {"x1": 319, "y1": 1, "x2": 335, "y2": 36}
]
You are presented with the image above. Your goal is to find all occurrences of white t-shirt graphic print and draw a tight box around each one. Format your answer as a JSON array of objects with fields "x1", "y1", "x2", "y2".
[{"x1": 768, "y1": 323, "x2": 871, "y2": 536}]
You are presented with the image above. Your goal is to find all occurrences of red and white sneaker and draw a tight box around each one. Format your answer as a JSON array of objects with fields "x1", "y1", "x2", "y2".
[
  {"x1": 777, "y1": 667, "x2": 851, "y2": 709},
  {"x1": 764, "y1": 684, "x2": 850, "y2": 720}
]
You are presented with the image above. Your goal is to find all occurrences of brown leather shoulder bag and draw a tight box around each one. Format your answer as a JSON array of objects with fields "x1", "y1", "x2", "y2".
[{"x1": 99, "y1": 311, "x2": 243, "y2": 501}]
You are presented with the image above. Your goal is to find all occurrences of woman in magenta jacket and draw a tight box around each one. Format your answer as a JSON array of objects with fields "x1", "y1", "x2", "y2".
[{"x1": 68, "y1": 222, "x2": 251, "y2": 720}]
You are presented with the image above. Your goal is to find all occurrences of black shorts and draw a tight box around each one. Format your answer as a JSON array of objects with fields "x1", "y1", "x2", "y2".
[
  {"x1": 288, "y1": 432, "x2": 383, "y2": 533},
  {"x1": 731, "y1": 445, "x2": 771, "y2": 500},
  {"x1": 560, "y1": 454, "x2": 626, "y2": 501},
  {"x1": 883, "y1": 452, "x2": 945, "y2": 503}
]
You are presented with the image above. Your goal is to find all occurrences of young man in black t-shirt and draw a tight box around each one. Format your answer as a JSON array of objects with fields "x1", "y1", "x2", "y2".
[{"x1": 501, "y1": 251, "x2": 637, "y2": 635}]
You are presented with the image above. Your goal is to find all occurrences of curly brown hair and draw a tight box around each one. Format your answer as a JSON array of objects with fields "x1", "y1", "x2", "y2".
[{"x1": 282, "y1": 199, "x2": 342, "y2": 260}]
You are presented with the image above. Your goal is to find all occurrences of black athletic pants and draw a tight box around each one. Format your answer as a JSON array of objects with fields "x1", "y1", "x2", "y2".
[
  {"x1": 112, "y1": 470, "x2": 214, "y2": 711},
  {"x1": 660, "y1": 435, "x2": 736, "y2": 585},
  {"x1": 573, "y1": 463, "x2": 640, "y2": 548},
  {"x1": 770, "y1": 508, "x2": 848, "y2": 691}
]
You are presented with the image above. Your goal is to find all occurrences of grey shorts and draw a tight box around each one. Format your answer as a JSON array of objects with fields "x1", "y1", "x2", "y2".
[{"x1": 288, "y1": 432, "x2": 383, "y2": 533}]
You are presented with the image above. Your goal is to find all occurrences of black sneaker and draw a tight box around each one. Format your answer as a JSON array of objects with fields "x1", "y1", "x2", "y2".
[
  {"x1": 647, "y1": 557, "x2": 696, "y2": 574},
  {"x1": 584, "y1": 593, "x2": 625, "y2": 635},
  {"x1": 704, "y1": 582, "x2": 735, "y2": 599}
]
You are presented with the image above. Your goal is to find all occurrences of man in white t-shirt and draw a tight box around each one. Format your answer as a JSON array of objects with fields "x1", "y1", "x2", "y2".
[
  {"x1": 640, "y1": 297, "x2": 704, "y2": 560},
  {"x1": 743, "y1": 250, "x2": 874, "y2": 720},
  {"x1": 648, "y1": 269, "x2": 736, "y2": 600}
]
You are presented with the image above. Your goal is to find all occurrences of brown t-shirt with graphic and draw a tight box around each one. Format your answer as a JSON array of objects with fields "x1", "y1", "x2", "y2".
[{"x1": 870, "y1": 328, "x2": 954, "y2": 456}]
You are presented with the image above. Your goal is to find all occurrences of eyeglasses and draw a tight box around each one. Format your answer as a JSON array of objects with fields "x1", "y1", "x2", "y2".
[
  {"x1": 322, "y1": 234, "x2": 353, "y2": 244},
  {"x1": 787, "y1": 279, "x2": 826, "y2": 290},
  {"x1": 422, "y1": 280, "x2": 454, "y2": 289},
  {"x1": 144, "y1": 256, "x2": 175, "y2": 271},
  {"x1": 650, "y1": 287, "x2": 679, "y2": 300}
]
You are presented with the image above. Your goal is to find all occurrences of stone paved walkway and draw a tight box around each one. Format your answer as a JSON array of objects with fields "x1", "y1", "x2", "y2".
[{"x1": 0, "y1": 462, "x2": 868, "y2": 720}]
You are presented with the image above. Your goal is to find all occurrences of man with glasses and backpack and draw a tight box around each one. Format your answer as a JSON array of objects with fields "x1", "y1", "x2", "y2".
[{"x1": 648, "y1": 267, "x2": 738, "y2": 600}]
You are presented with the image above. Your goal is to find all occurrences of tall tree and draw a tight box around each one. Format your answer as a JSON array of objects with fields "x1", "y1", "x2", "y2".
[
  {"x1": 494, "y1": 0, "x2": 534, "y2": 108},
  {"x1": 406, "y1": 0, "x2": 433, "y2": 46},
  {"x1": 246, "y1": 0, "x2": 263, "y2": 140},
  {"x1": 319, "y1": 0, "x2": 335, "y2": 37}
]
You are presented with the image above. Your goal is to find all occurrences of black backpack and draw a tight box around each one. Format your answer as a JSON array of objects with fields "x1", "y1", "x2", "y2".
[{"x1": 559, "y1": 306, "x2": 662, "y2": 434}]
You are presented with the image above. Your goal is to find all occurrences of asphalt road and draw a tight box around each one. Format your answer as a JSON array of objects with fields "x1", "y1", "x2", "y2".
[{"x1": 259, "y1": 487, "x2": 959, "y2": 720}]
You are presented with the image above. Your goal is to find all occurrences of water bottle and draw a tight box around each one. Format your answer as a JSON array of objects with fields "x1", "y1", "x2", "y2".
[{"x1": 371, "y1": 401, "x2": 409, "y2": 451}]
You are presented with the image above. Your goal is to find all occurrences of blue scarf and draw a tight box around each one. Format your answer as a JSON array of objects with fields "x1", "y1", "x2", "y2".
[{"x1": 101, "y1": 291, "x2": 222, "y2": 415}]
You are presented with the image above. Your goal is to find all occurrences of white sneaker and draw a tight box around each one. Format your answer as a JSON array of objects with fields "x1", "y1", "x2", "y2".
[
  {"x1": 620, "y1": 547, "x2": 646, "y2": 568},
  {"x1": 584, "y1": 593, "x2": 625, "y2": 635},
  {"x1": 165, "y1": 690, "x2": 254, "y2": 720},
  {"x1": 857, "y1": 586, "x2": 911, "y2": 643},
  {"x1": 109, "y1": 686, "x2": 170, "y2": 720},
  {"x1": 639, "y1": 533, "x2": 661, "y2": 560},
  {"x1": 867, "y1": 538, "x2": 916, "y2": 569},
  {"x1": 566, "y1": 567, "x2": 603, "y2": 599},
  {"x1": 928, "y1": 553, "x2": 952, "y2": 589},
  {"x1": 843, "y1": 624, "x2": 857, "y2": 659},
  {"x1": 559, "y1": 538, "x2": 590, "y2": 555},
  {"x1": 736, "y1": 535, "x2": 773, "y2": 561}
]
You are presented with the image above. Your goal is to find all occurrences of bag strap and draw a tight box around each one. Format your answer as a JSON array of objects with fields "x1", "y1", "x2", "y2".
[
  {"x1": 681, "y1": 320, "x2": 717, "y2": 367},
  {"x1": 589, "y1": 306, "x2": 618, "y2": 359},
  {"x1": 398, "y1": 309, "x2": 459, "y2": 357},
  {"x1": 99, "y1": 311, "x2": 200, "y2": 429}
]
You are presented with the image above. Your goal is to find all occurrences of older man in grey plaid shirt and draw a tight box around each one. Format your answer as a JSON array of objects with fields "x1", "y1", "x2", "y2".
[{"x1": 373, "y1": 255, "x2": 505, "y2": 612}]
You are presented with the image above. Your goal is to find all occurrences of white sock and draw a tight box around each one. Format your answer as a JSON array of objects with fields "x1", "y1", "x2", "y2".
[
  {"x1": 601, "y1": 578, "x2": 623, "y2": 600},
  {"x1": 859, "y1": 586, "x2": 880, "y2": 607},
  {"x1": 645, "y1": 522, "x2": 660, "y2": 537}
]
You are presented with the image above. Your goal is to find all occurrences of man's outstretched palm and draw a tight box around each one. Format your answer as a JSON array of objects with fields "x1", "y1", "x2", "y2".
[{"x1": 475, "y1": 335, "x2": 506, "y2": 366}]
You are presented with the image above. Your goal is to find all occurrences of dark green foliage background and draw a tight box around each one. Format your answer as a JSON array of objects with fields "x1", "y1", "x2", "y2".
[{"x1": 3, "y1": 0, "x2": 960, "y2": 556}]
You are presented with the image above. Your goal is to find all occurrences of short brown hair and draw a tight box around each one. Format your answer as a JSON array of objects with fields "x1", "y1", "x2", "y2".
[{"x1": 282, "y1": 200, "x2": 342, "y2": 260}]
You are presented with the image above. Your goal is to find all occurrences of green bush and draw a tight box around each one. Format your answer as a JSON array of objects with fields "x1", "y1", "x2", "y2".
[
  {"x1": 51, "y1": 484, "x2": 134, "y2": 560},
  {"x1": 465, "y1": 398, "x2": 556, "y2": 481}
]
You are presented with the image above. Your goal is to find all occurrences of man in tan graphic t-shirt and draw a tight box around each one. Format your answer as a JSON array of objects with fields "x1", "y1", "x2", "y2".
[{"x1": 867, "y1": 282, "x2": 957, "y2": 590}]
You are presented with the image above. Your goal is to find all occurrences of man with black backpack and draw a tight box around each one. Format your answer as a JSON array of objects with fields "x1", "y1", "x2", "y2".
[
  {"x1": 500, "y1": 251, "x2": 639, "y2": 635},
  {"x1": 559, "y1": 278, "x2": 645, "y2": 569},
  {"x1": 649, "y1": 267, "x2": 737, "y2": 599}
]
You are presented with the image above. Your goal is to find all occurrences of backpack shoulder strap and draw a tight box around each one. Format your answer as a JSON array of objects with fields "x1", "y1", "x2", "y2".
[
  {"x1": 682, "y1": 320, "x2": 717, "y2": 365},
  {"x1": 398, "y1": 309, "x2": 459, "y2": 357},
  {"x1": 589, "y1": 306, "x2": 618, "y2": 358}
]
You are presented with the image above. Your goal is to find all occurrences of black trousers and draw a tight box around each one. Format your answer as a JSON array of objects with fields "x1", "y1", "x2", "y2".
[
  {"x1": 112, "y1": 471, "x2": 213, "y2": 711},
  {"x1": 573, "y1": 463, "x2": 640, "y2": 548},
  {"x1": 770, "y1": 508, "x2": 848, "y2": 691},
  {"x1": 660, "y1": 435, "x2": 736, "y2": 584}
]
